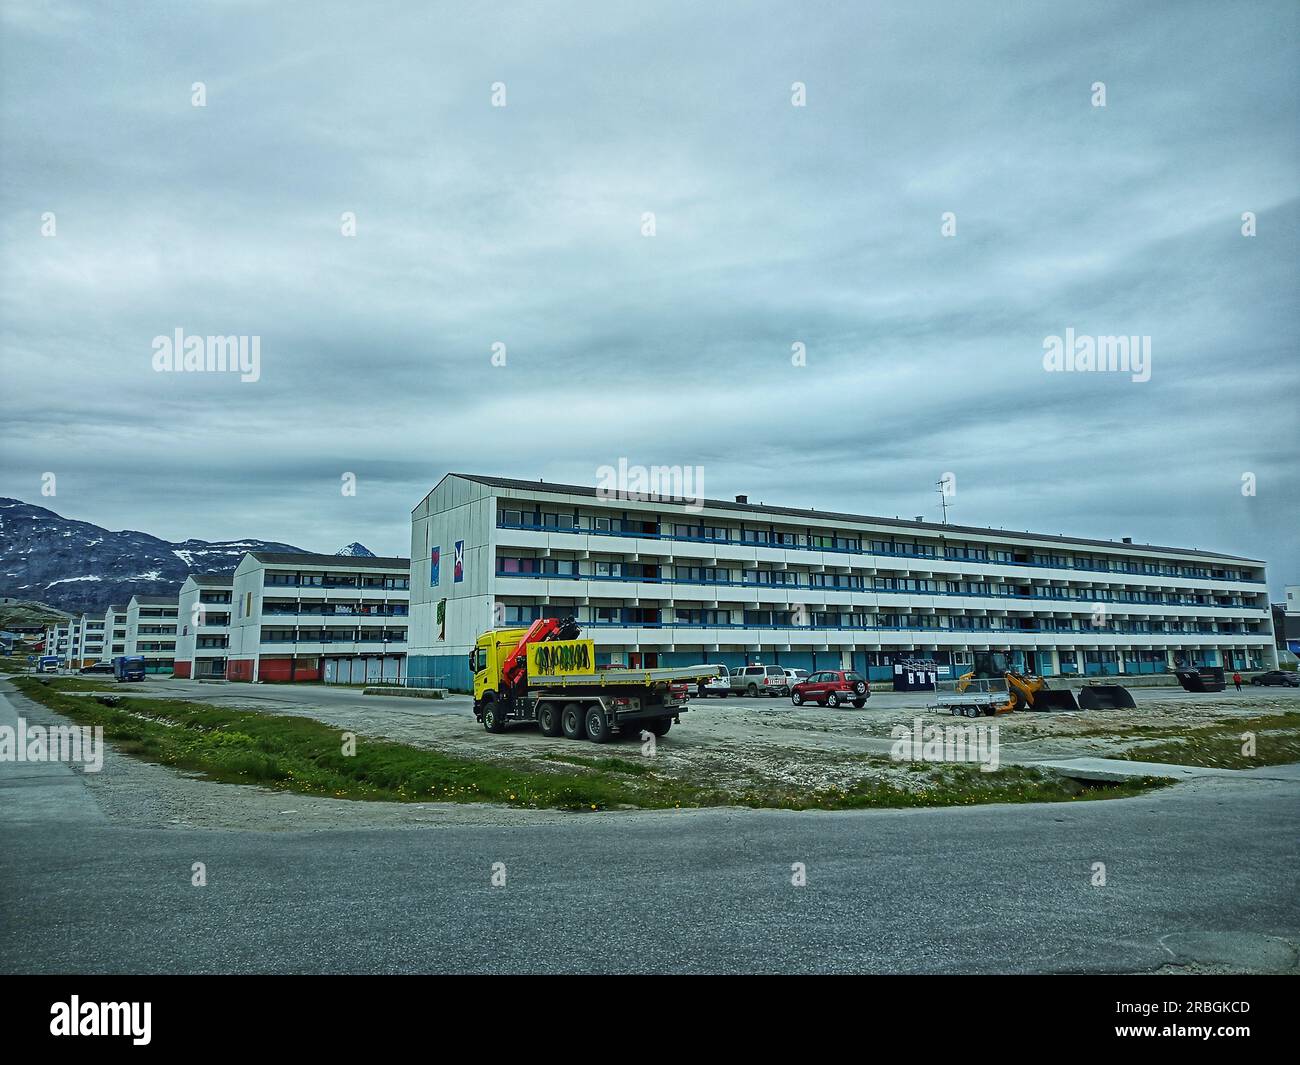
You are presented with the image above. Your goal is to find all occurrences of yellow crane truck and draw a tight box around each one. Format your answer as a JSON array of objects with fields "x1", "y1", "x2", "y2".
[{"x1": 470, "y1": 617, "x2": 721, "y2": 742}]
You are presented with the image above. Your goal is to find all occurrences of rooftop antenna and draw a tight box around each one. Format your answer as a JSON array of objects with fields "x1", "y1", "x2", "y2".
[{"x1": 935, "y1": 479, "x2": 952, "y2": 524}]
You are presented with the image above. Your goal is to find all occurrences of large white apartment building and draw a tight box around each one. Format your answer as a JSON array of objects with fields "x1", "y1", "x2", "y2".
[
  {"x1": 227, "y1": 551, "x2": 410, "y2": 683},
  {"x1": 99, "y1": 605, "x2": 127, "y2": 662},
  {"x1": 174, "y1": 575, "x2": 233, "y2": 679},
  {"x1": 125, "y1": 595, "x2": 178, "y2": 673},
  {"x1": 408, "y1": 474, "x2": 1277, "y2": 691},
  {"x1": 42, "y1": 619, "x2": 75, "y2": 664},
  {"x1": 78, "y1": 612, "x2": 105, "y2": 665}
]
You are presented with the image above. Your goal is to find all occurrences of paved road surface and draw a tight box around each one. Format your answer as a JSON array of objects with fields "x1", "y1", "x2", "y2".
[{"x1": 1, "y1": 682, "x2": 1296, "y2": 974}]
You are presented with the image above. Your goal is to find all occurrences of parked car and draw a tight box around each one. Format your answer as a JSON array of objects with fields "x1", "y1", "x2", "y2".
[
  {"x1": 731, "y1": 664, "x2": 790, "y2": 696},
  {"x1": 783, "y1": 668, "x2": 810, "y2": 688},
  {"x1": 791, "y1": 670, "x2": 870, "y2": 708},
  {"x1": 79, "y1": 662, "x2": 115, "y2": 674},
  {"x1": 1250, "y1": 670, "x2": 1300, "y2": 687},
  {"x1": 697, "y1": 665, "x2": 731, "y2": 697}
]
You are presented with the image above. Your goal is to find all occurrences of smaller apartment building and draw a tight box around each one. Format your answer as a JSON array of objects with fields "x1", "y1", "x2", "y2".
[
  {"x1": 42, "y1": 620, "x2": 75, "y2": 664},
  {"x1": 174, "y1": 575, "x2": 233, "y2": 679},
  {"x1": 125, "y1": 595, "x2": 178, "y2": 673},
  {"x1": 78, "y1": 613, "x2": 105, "y2": 665},
  {"x1": 227, "y1": 552, "x2": 410, "y2": 683},
  {"x1": 99, "y1": 605, "x2": 127, "y2": 662}
]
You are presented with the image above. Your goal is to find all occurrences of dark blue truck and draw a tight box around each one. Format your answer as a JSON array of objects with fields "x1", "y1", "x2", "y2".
[{"x1": 113, "y1": 655, "x2": 146, "y2": 682}]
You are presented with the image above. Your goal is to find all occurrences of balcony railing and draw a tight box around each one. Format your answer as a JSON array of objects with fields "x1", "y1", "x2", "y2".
[
  {"x1": 496, "y1": 520, "x2": 1264, "y2": 583},
  {"x1": 493, "y1": 569, "x2": 1264, "y2": 609}
]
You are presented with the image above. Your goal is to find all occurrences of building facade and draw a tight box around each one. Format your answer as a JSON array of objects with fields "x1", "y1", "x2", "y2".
[
  {"x1": 100, "y1": 605, "x2": 127, "y2": 662},
  {"x1": 42, "y1": 620, "x2": 75, "y2": 664},
  {"x1": 78, "y1": 613, "x2": 105, "y2": 666},
  {"x1": 226, "y1": 552, "x2": 410, "y2": 683},
  {"x1": 125, "y1": 595, "x2": 178, "y2": 673},
  {"x1": 174, "y1": 575, "x2": 233, "y2": 679},
  {"x1": 408, "y1": 474, "x2": 1277, "y2": 691}
]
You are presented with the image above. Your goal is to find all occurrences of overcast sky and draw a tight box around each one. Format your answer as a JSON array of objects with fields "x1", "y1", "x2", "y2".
[{"x1": 1, "y1": 1, "x2": 1296, "y2": 592}]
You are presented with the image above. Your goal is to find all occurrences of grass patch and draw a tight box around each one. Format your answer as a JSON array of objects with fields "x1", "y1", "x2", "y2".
[
  {"x1": 13, "y1": 677, "x2": 1170, "y2": 811},
  {"x1": 1111, "y1": 712, "x2": 1300, "y2": 769},
  {"x1": 543, "y1": 753, "x2": 657, "y2": 775}
]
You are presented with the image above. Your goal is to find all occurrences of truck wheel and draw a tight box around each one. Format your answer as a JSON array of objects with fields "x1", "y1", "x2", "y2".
[
  {"x1": 648, "y1": 717, "x2": 672, "y2": 737},
  {"x1": 482, "y1": 700, "x2": 506, "y2": 734},
  {"x1": 585, "y1": 706, "x2": 611, "y2": 743},
  {"x1": 537, "y1": 702, "x2": 563, "y2": 737},
  {"x1": 561, "y1": 702, "x2": 586, "y2": 740},
  {"x1": 747, "y1": 684, "x2": 759, "y2": 697}
]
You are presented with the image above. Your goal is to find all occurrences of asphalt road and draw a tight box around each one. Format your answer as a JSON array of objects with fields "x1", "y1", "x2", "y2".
[{"x1": 1, "y1": 683, "x2": 1297, "y2": 974}]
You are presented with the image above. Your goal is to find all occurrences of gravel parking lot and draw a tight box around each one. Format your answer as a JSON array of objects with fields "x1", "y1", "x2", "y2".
[{"x1": 60, "y1": 674, "x2": 1300, "y2": 798}]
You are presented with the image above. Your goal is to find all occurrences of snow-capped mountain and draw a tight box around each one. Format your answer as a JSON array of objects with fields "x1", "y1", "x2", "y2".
[
  {"x1": 0, "y1": 498, "x2": 309, "y2": 614},
  {"x1": 334, "y1": 542, "x2": 376, "y2": 557}
]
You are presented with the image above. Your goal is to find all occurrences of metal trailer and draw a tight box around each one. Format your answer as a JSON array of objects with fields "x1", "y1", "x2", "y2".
[{"x1": 482, "y1": 664, "x2": 722, "y2": 743}]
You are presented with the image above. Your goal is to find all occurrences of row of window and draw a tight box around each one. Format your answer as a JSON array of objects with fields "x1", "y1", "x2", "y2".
[
  {"x1": 496, "y1": 604, "x2": 1261, "y2": 635},
  {"x1": 495, "y1": 558, "x2": 1261, "y2": 608},
  {"x1": 497, "y1": 511, "x2": 1259, "y2": 582},
  {"x1": 263, "y1": 603, "x2": 410, "y2": 617},
  {"x1": 260, "y1": 628, "x2": 408, "y2": 643},
  {"x1": 264, "y1": 572, "x2": 410, "y2": 590}
]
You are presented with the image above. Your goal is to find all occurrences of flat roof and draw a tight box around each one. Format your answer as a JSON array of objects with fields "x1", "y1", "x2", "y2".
[
  {"x1": 448, "y1": 473, "x2": 1262, "y2": 564},
  {"x1": 248, "y1": 551, "x2": 410, "y2": 569}
]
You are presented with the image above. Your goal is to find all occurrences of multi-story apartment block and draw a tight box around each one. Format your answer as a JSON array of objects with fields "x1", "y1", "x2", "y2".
[
  {"x1": 78, "y1": 613, "x2": 105, "y2": 665},
  {"x1": 99, "y1": 605, "x2": 127, "y2": 663},
  {"x1": 174, "y1": 575, "x2": 233, "y2": 679},
  {"x1": 227, "y1": 552, "x2": 410, "y2": 683},
  {"x1": 408, "y1": 474, "x2": 1277, "y2": 690},
  {"x1": 125, "y1": 595, "x2": 178, "y2": 673},
  {"x1": 43, "y1": 620, "x2": 75, "y2": 664}
]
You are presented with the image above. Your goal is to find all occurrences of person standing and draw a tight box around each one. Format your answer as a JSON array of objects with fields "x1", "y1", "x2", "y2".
[{"x1": 1232, "y1": 670, "x2": 1243, "y2": 691}]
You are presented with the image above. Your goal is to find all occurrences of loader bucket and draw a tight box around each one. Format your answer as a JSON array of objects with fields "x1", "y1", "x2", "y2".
[
  {"x1": 1078, "y1": 685, "x2": 1136, "y2": 710},
  {"x1": 1028, "y1": 689, "x2": 1079, "y2": 712}
]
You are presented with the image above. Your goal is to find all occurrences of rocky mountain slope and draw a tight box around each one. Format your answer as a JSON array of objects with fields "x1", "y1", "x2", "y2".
[{"x1": 0, "y1": 498, "x2": 310, "y2": 614}]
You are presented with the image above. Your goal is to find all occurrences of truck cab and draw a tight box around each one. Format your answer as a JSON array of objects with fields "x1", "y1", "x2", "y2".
[{"x1": 470, "y1": 627, "x2": 530, "y2": 704}]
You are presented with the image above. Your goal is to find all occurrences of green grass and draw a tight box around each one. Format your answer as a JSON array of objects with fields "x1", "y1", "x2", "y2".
[
  {"x1": 1112, "y1": 712, "x2": 1300, "y2": 770},
  {"x1": 13, "y1": 677, "x2": 1169, "y2": 811},
  {"x1": 543, "y1": 753, "x2": 657, "y2": 775}
]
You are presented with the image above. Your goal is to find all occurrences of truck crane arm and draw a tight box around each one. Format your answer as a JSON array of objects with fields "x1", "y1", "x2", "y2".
[{"x1": 499, "y1": 615, "x2": 581, "y2": 692}]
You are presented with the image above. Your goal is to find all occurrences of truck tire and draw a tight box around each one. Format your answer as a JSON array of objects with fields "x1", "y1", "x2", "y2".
[
  {"x1": 482, "y1": 699, "x2": 506, "y2": 734},
  {"x1": 561, "y1": 702, "x2": 586, "y2": 740},
  {"x1": 647, "y1": 717, "x2": 672, "y2": 737},
  {"x1": 537, "y1": 702, "x2": 563, "y2": 737},
  {"x1": 747, "y1": 684, "x2": 759, "y2": 697},
  {"x1": 585, "y1": 705, "x2": 611, "y2": 743}
]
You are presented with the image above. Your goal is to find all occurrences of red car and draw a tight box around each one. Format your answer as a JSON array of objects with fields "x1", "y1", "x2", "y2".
[{"x1": 791, "y1": 670, "x2": 869, "y2": 708}]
